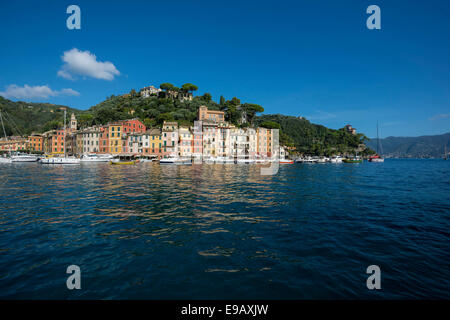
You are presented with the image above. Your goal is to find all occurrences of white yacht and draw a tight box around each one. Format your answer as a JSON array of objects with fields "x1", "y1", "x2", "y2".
[
  {"x1": 11, "y1": 153, "x2": 38, "y2": 162},
  {"x1": 80, "y1": 154, "x2": 113, "y2": 162},
  {"x1": 40, "y1": 157, "x2": 80, "y2": 164}
]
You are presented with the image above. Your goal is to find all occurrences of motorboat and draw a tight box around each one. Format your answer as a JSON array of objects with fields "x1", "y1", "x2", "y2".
[
  {"x1": 279, "y1": 159, "x2": 294, "y2": 164},
  {"x1": 330, "y1": 156, "x2": 343, "y2": 163},
  {"x1": 40, "y1": 157, "x2": 80, "y2": 164},
  {"x1": 110, "y1": 160, "x2": 136, "y2": 165},
  {"x1": 80, "y1": 154, "x2": 113, "y2": 162},
  {"x1": 11, "y1": 153, "x2": 39, "y2": 162}
]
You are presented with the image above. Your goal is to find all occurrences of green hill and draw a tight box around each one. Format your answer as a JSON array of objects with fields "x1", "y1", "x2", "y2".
[
  {"x1": 0, "y1": 96, "x2": 81, "y2": 136},
  {"x1": 0, "y1": 89, "x2": 373, "y2": 156}
]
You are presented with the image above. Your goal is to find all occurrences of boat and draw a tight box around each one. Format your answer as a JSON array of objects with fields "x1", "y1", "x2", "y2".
[
  {"x1": 160, "y1": 156, "x2": 178, "y2": 164},
  {"x1": 330, "y1": 156, "x2": 343, "y2": 163},
  {"x1": 137, "y1": 155, "x2": 157, "y2": 163},
  {"x1": 279, "y1": 159, "x2": 294, "y2": 164},
  {"x1": 343, "y1": 155, "x2": 362, "y2": 163},
  {"x1": 368, "y1": 122, "x2": 384, "y2": 162},
  {"x1": 444, "y1": 145, "x2": 448, "y2": 160},
  {"x1": 11, "y1": 153, "x2": 39, "y2": 162},
  {"x1": 40, "y1": 109, "x2": 80, "y2": 165},
  {"x1": 110, "y1": 160, "x2": 136, "y2": 165},
  {"x1": 215, "y1": 156, "x2": 235, "y2": 164},
  {"x1": 0, "y1": 157, "x2": 11, "y2": 163},
  {"x1": 237, "y1": 158, "x2": 255, "y2": 164},
  {"x1": 80, "y1": 154, "x2": 113, "y2": 162},
  {"x1": 368, "y1": 154, "x2": 384, "y2": 163},
  {"x1": 41, "y1": 156, "x2": 80, "y2": 164}
]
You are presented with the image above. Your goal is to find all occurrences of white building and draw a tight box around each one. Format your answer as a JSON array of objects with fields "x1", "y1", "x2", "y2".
[
  {"x1": 82, "y1": 126, "x2": 101, "y2": 154},
  {"x1": 140, "y1": 85, "x2": 162, "y2": 98}
]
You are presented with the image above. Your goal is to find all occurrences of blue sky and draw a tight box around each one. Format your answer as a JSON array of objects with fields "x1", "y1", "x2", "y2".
[{"x1": 0, "y1": 0, "x2": 449, "y2": 138}]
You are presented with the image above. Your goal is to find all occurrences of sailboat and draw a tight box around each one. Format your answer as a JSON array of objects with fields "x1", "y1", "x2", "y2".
[
  {"x1": 40, "y1": 109, "x2": 80, "y2": 164},
  {"x1": 369, "y1": 122, "x2": 384, "y2": 162},
  {"x1": 444, "y1": 145, "x2": 448, "y2": 161},
  {"x1": 0, "y1": 110, "x2": 12, "y2": 163}
]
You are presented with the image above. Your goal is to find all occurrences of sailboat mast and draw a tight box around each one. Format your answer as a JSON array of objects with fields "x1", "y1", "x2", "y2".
[
  {"x1": 0, "y1": 110, "x2": 11, "y2": 157},
  {"x1": 64, "y1": 109, "x2": 66, "y2": 158},
  {"x1": 376, "y1": 122, "x2": 379, "y2": 154}
]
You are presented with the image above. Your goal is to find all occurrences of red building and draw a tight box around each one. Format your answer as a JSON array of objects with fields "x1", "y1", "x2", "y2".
[{"x1": 120, "y1": 118, "x2": 146, "y2": 134}]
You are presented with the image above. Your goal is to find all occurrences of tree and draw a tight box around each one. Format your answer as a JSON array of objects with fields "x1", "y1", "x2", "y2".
[
  {"x1": 242, "y1": 103, "x2": 264, "y2": 124},
  {"x1": 160, "y1": 83, "x2": 175, "y2": 92},
  {"x1": 202, "y1": 93, "x2": 212, "y2": 102},
  {"x1": 259, "y1": 121, "x2": 280, "y2": 129},
  {"x1": 181, "y1": 83, "x2": 198, "y2": 93},
  {"x1": 219, "y1": 95, "x2": 225, "y2": 108}
]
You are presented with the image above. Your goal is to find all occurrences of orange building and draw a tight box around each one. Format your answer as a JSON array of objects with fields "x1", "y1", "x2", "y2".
[
  {"x1": 28, "y1": 135, "x2": 44, "y2": 152},
  {"x1": 198, "y1": 106, "x2": 225, "y2": 123},
  {"x1": 43, "y1": 130, "x2": 65, "y2": 154}
]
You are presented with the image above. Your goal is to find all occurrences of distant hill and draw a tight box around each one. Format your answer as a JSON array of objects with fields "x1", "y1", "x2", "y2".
[
  {"x1": 0, "y1": 96, "x2": 81, "y2": 136},
  {"x1": 366, "y1": 133, "x2": 450, "y2": 158}
]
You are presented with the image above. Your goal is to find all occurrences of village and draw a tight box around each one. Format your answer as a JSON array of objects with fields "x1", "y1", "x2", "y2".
[{"x1": 0, "y1": 102, "x2": 288, "y2": 163}]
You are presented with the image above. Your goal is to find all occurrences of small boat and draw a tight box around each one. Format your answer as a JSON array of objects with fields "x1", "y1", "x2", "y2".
[
  {"x1": 110, "y1": 160, "x2": 135, "y2": 165},
  {"x1": 11, "y1": 153, "x2": 39, "y2": 162},
  {"x1": 330, "y1": 156, "x2": 343, "y2": 163},
  {"x1": 160, "y1": 156, "x2": 178, "y2": 164},
  {"x1": 279, "y1": 159, "x2": 294, "y2": 164},
  {"x1": 368, "y1": 154, "x2": 384, "y2": 162},
  {"x1": 343, "y1": 156, "x2": 362, "y2": 163}
]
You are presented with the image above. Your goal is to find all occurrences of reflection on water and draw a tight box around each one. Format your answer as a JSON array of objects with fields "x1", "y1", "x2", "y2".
[{"x1": 0, "y1": 160, "x2": 449, "y2": 299}]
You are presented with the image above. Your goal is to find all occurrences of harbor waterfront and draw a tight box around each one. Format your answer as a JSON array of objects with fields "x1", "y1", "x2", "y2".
[{"x1": 0, "y1": 159, "x2": 449, "y2": 299}]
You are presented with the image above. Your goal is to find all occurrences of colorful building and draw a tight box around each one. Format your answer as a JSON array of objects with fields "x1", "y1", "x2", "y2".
[
  {"x1": 28, "y1": 135, "x2": 43, "y2": 152},
  {"x1": 198, "y1": 106, "x2": 225, "y2": 123},
  {"x1": 179, "y1": 126, "x2": 193, "y2": 158},
  {"x1": 162, "y1": 121, "x2": 178, "y2": 157},
  {"x1": 120, "y1": 118, "x2": 146, "y2": 134}
]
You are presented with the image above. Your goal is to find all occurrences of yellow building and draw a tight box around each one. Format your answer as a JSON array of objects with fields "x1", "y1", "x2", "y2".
[{"x1": 108, "y1": 124, "x2": 123, "y2": 154}]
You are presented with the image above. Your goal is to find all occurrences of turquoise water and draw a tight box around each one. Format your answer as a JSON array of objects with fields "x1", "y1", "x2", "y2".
[{"x1": 0, "y1": 159, "x2": 449, "y2": 299}]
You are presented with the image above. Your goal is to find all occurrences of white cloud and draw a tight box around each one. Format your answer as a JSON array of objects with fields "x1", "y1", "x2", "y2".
[
  {"x1": 57, "y1": 48, "x2": 120, "y2": 81},
  {"x1": 0, "y1": 84, "x2": 80, "y2": 100}
]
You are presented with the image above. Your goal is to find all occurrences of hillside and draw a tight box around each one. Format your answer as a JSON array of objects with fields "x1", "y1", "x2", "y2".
[
  {"x1": 0, "y1": 90, "x2": 373, "y2": 156},
  {"x1": 366, "y1": 133, "x2": 450, "y2": 158},
  {"x1": 0, "y1": 96, "x2": 81, "y2": 136}
]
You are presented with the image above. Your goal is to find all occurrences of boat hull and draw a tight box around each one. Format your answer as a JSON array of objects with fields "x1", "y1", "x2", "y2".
[
  {"x1": 110, "y1": 161, "x2": 135, "y2": 165},
  {"x1": 342, "y1": 159, "x2": 362, "y2": 163},
  {"x1": 40, "y1": 158, "x2": 80, "y2": 164}
]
